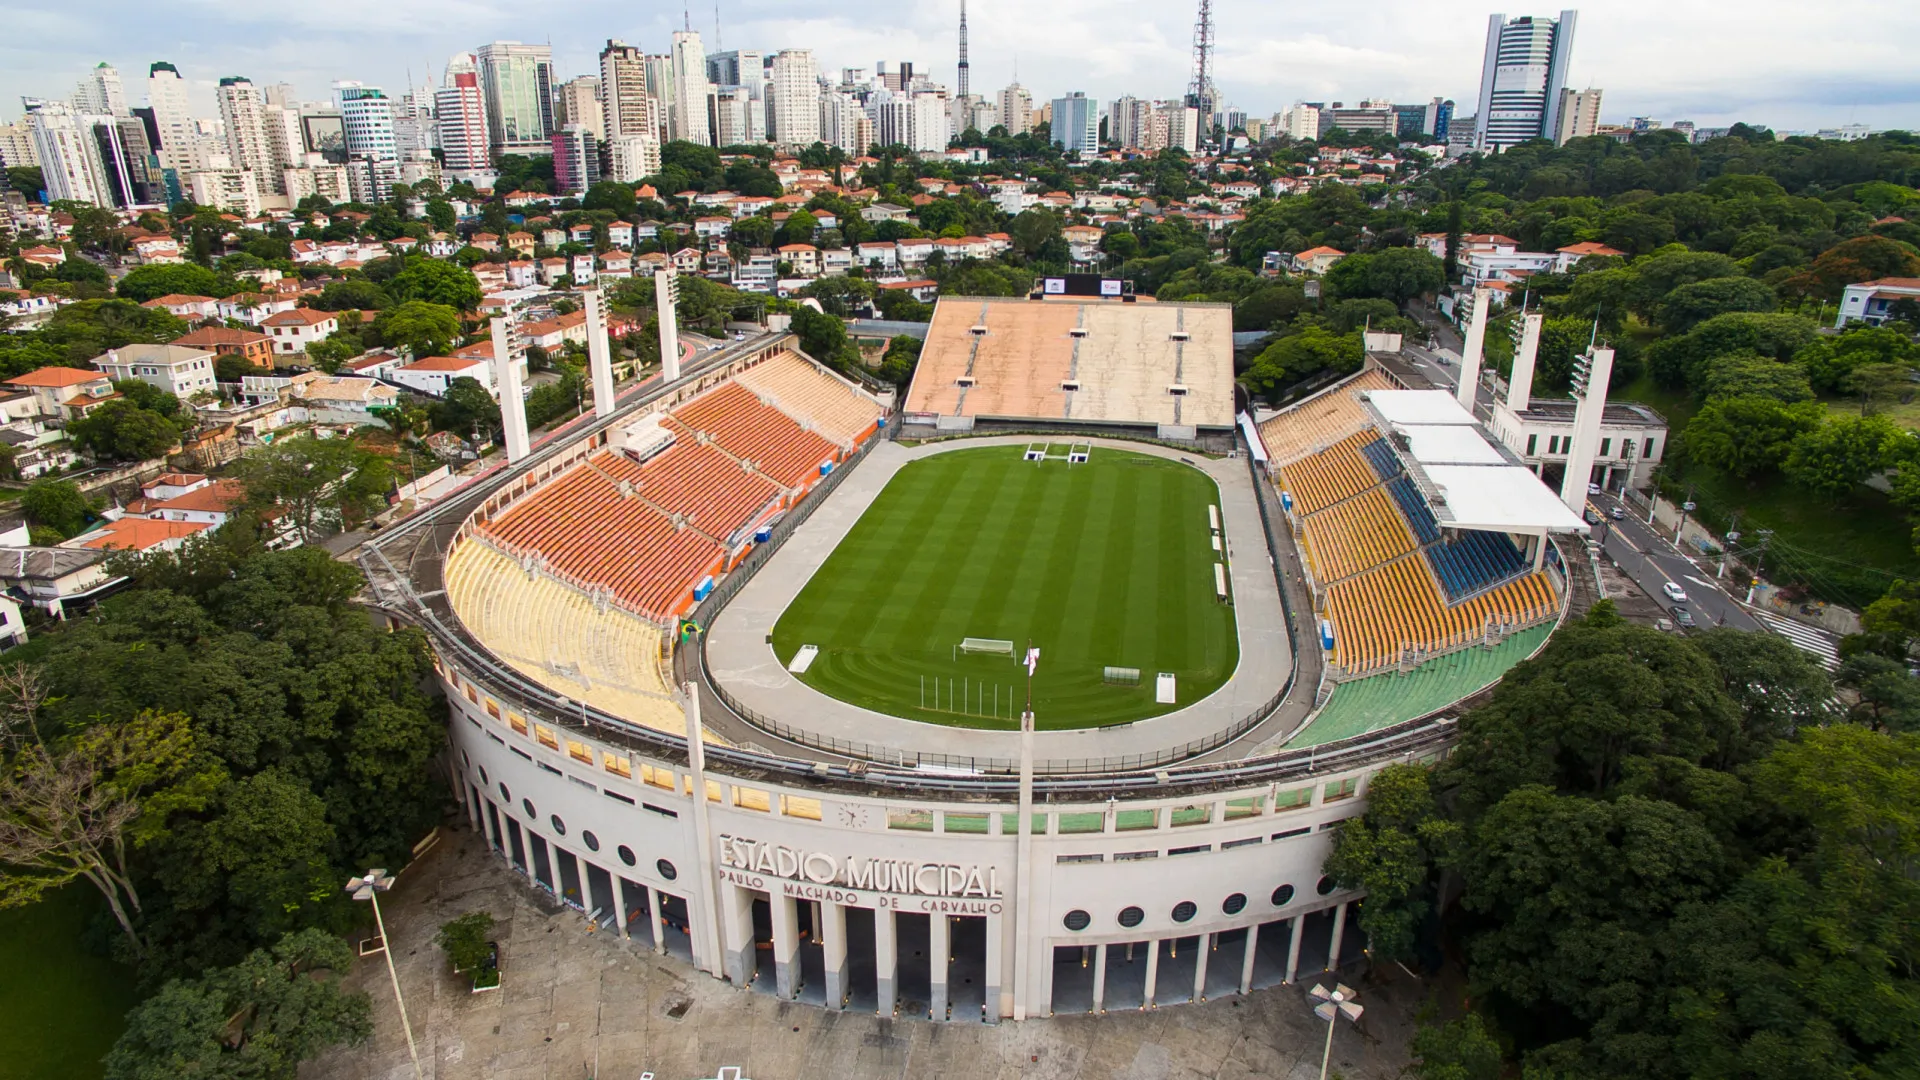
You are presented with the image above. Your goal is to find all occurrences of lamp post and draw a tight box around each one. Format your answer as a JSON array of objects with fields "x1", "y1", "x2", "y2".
[
  {"x1": 1309, "y1": 982, "x2": 1363, "y2": 1080},
  {"x1": 347, "y1": 869, "x2": 425, "y2": 1080}
]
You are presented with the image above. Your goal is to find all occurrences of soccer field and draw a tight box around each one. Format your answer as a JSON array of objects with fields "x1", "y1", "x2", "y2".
[{"x1": 770, "y1": 445, "x2": 1239, "y2": 730}]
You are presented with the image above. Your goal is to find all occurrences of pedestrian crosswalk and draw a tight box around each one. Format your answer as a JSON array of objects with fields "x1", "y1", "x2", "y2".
[{"x1": 1752, "y1": 610, "x2": 1842, "y2": 670}]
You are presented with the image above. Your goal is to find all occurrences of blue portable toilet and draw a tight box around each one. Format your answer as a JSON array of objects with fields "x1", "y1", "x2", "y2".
[
  {"x1": 1319, "y1": 619, "x2": 1335, "y2": 651},
  {"x1": 819, "y1": 460, "x2": 833, "y2": 476},
  {"x1": 1281, "y1": 491, "x2": 1294, "y2": 513},
  {"x1": 876, "y1": 416, "x2": 887, "y2": 428},
  {"x1": 754, "y1": 526, "x2": 772, "y2": 543},
  {"x1": 693, "y1": 575, "x2": 715, "y2": 602}
]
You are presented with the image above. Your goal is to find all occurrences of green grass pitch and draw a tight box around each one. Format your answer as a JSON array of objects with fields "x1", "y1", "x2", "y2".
[{"x1": 770, "y1": 445, "x2": 1239, "y2": 730}]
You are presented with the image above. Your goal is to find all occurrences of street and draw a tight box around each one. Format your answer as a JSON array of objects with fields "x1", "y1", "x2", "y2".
[{"x1": 1584, "y1": 490, "x2": 1762, "y2": 632}]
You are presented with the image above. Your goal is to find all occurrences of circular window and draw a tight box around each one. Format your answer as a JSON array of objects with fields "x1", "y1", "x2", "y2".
[
  {"x1": 478, "y1": 765, "x2": 489, "y2": 786},
  {"x1": 499, "y1": 782, "x2": 511, "y2": 803},
  {"x1": 657, "y1": 859, "x2": 678, "y2": 881},
  {"x1": 521, "y1": 798, "x2": 535, "y2": 819},
  {"x1": 1171, "y1": 901, "x2": 1198, "y2": 923},
  {"x1": 1317, "y1": 875, "x2": 1337, "y2": 897},
  {"x1": 1117, "y1": 905, "x2": 1145, "y2": 928},
  {"x1": 1222, "y1": 892, "x2": 1247, "y2": 916},
  {"x1": 1272, "y1": 884, "x2": 1295, "y2": 907},
  {"x1": 583, "y1": 830, "x2": 600, "y2": 852},
  {"x1": 549, "y1": 814, "x2": 566, "y2": 836},
  {"x1": 1063, "y1": 910, "x2": 1092, "y2": 932},
  {"x1": 617, "y1": 844, "x2": 636, "y2": 867}
]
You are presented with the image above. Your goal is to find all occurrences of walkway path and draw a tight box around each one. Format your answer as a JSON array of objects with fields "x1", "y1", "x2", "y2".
[{"x1": 703, "y1": 436, "x2": 1293, "y2": 769}]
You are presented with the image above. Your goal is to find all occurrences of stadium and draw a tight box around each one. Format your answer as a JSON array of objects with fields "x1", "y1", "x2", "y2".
[{"x1": 359, "y1": 287, "x2": 1588, "y2": 1022}]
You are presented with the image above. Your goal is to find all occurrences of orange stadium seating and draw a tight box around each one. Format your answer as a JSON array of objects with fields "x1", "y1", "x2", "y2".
[
  {"x1": 735, "y1": 351, "x2": 885, "y2": 448},
  {"x1": 1256, "y1": 370, "x2": 1397, "y2": 465},
  {"x1": 1324, "y1": 559, "x2": 1557, "y2": 674},
  {"x1": 1300, "y1": 486, "x2": 1416, "y2": 584},
  {"x1": 596, "y1": 440, "x2": 780, "y2": 543},
  {"x1": 672, "y1": 381, "x2": 840, "y2": 490},
  {"x1": 1278, "y1": 432, "x2": 1380, "y2": 515}
]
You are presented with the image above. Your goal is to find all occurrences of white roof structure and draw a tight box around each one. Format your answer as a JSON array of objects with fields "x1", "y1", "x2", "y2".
[
  {"x1": 1361, "y1": 388, "x2": 1588, "y2": 535},
  {"x1": 1364, "y1": 389, "x2": 1475, "y2": 427},
  {"x1": 1424, "y1": 465, "x2": 1589, "y2": 531}
]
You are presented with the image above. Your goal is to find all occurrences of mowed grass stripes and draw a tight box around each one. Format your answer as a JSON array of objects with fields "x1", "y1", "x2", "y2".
[{"x1": 771, "y1": 446, "x2": 1238, "y2": 730}]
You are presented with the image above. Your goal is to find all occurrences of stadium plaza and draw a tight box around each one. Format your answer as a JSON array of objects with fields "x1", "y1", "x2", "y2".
[{"x1": 359, "y1": 293, "x2": 1587, "y2": 1022}]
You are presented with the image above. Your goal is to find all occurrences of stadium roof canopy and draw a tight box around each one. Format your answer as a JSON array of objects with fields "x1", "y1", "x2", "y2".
[
  {"x1": 903, "y1": 296, "x2": 1236, "y2": 430},
  {"x1": 1361, "y1": 388, "x2": 1588, "y2": 535}
]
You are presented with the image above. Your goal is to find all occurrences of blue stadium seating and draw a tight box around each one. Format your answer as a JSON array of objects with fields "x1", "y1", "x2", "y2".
[
  {"x1": 1423, "y1": 529, "x2": 1528, "y2": 601},
  {"x1": 1386, "y1": 476, "x2": 1441, "y2": 545},
  {"x1": 1359, "y1": 438, "x2": 1402, "y2": 483}
]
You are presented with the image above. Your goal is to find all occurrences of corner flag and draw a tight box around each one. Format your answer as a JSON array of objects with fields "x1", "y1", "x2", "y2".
[{"x1": 1025, "y1": 648, "x2": 1040, "y2": 676}]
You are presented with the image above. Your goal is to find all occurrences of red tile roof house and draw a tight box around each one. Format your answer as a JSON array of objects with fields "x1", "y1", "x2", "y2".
[{"x1": 260, "y1": 308, "x2": 340, "y2": 356}]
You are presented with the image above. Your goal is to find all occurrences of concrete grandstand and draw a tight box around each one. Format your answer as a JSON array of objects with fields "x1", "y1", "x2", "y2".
[{"x1": 902, "y1": 296, "x2": 1236, "y2": 437}]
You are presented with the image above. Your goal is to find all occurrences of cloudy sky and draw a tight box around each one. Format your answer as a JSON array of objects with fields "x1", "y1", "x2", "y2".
[{"x1": 5, "y1": 0, "x2": 1917, "y2": 132}]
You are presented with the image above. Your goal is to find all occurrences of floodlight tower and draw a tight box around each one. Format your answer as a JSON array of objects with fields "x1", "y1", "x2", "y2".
[
  {"x1": 584, "y1": 287, "x2": 617, "y2": 418},
  {"x1": 656, "y1": 267, "x2": 683, "y2": 382},
  {"x1": 1455, "y1": 287, "x2": 1490, "y2": 414},
  {"x1": 1559, "y1": 335, "x2": 1616, "y2": 514},
  {"x1": 489, "y1": 313, "x2": 531, "y2": 461},
  {"x1": 1508, "y1": 310, "x2": 1543, "y2": 412}
]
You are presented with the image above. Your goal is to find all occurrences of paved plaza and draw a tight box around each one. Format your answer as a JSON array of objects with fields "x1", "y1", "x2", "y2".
[{"x1": 305, "y1": 826, "x2": 1421, "y2": 1080}]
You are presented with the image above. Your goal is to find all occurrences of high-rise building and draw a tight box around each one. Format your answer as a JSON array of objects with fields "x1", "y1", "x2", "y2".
[
  {"x1": 0, "y1": 121, "x2": 40, "y2": 170},
  {"x1": 644, "y1": 54, "x2": 677, "y2": 144},
  {"x1": 551, "y1": 125, "x2": 600, "y2": 194},
  {"x1": 706, "y1": 50, "x2": 765, "y2": 102},
  {"x1": 909, "y1": 91, "x2": 951, "y2": 153},
  {"x1": 1554, "y1": 87, "x2": 1602, "y2": 144},
  {"x1": 712, "y1": 88, "x2": 757, "y2": 147},
  {"x1": 868, "y1": 87, "x2": 911, "y2": 149},
  {"x1": 26, "y1": 100, "x2": 114, "y2": 206},
  {"x1": 1474, "y1": 10, "x2": 1579, "y2": 152},
  {"x1": 766, "y1": 50, "x2": 820, "y2": 148},
  {"x1": 334, "y1": 82, "x2": 399, "y2": 201},
  {"x1": 476, "y1": 41, "x2": 555, "y2": 156},
  {"x1": 437, "y1": 53, "x2": 493, "y2": 177},
  {"x1": 262, "y1": 83, "x2": 297, "y2": 109},
  {"x1": 262, "y1": 103, "x2": 306, "y2": 176},
  {"x1": 1162, "y1": 102, "x2": 1201, "y2": 153},
  {"x1": 599, "y1": 40, "x2": 657, "y2": 145},
  {"x1": 820, "y1": 92, "x2": 872, "y2": 155},
  {"x1": 997, "y1": 84, "x2": 1032, "y2": 135},
  {"x1": 605, "y1": 135, "x2": 661, "y2": 182},
  {"x1": 216, "y1": 77, "x2": 275, "y2": 188},
  {"x1": 1050, "y1": 92, "x2": 1098, "y2": 154},
  {"x1": 1109, "y1": 96, "x2": 1153, "y2": 150},
  {"x1": 146, "y1": 62, "x2": 197, "y2": 174},
  {"x1": 1280, "y1": 103, "x2": 1320, "y2": 141},
  {"x1": 704, "y1": 51, "x2": 766, "y2": 143},
  {"x1": 670, "y1": 32, "x2": 713, "y2": 146},
  {"x1": 1424, "y1": 98, "x2": 1455, "y2": 141},
  {"x1": 556, "y1": 77, "x2": 604, "y2": 141},
  {"x1": 75, "y1": 62, "x2": 129, "y2": 116},
  {"x1": 1326, "y1": 101, "x2": 1396, "y2": 134}
]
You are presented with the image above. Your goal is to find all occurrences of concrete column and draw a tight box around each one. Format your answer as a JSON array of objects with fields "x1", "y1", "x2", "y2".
[
  {"x1": 1328, "y1": 902, "x2": 1350, "y2": 973},
  {"x1": 683, "y1": 687, "x2": 725, "y2": 979},
  {"x1": 463, "y1": 782, "x2": 481, "y2": 832},
  {"x1": 929, "y1": 913, "x2": 950, "y2": 1020},
  {"x1": 772, "y1": 892, "x2": 800, "y2": 998},
  {"x1": 1092, "y1": 943, "x2": 1108, "y2": 1012},
  {"x1": 489, "y1": 316, "x2": 530, "y2": 462},
  {"x1": 1560, "y1": 346, "x2": 1617, "y2": 513},
  {"x1": 1011, "y1": 711, "x2": 1036, "y2": 1019},
  {"x1": 1455, "y1": 287, "x2": 1489, "y2": 414},
  {"x1": 1509, "y1": 312, "x2": 1542, "y2": 411},
  {"x1": 874, "y1": 907, "x2": 898, "y2": 1016},
  {"x1": 721, "y1": 883, "x2": 754, "y2": 987},
  {"x1": 1239, "y1": 923, "x2": 1260, "y2": 994},
  {"x1": 1193, "y1": 933, "x2": 1211, "y2": 1002},
  {"x1": 1285, "y1": 916, "x2": 1304, "y2": 984},
  {"x1": 822, "y1": 901, "x2": 848, "y2": 1010},
  {"x1": 1143, "y1": 937, "x2": 1160, "y2": 1008},
  {"x1": 656, "y1": 268, "x2": 682, "y2": 382},
  {"x1": 646, "y1": 883, "x2": 667, "y2": 954},
  {"x1": 584, "y1": 287, "x2": 617, "y2": 418},
  {"x1": 982, "y1": 912, "x2": 1003, "y2": 1022}
]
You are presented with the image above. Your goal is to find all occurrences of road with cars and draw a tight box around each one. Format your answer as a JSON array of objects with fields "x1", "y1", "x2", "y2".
[{"x1": 1583, "y1": 489, "x2": 1764, "y2": 633}]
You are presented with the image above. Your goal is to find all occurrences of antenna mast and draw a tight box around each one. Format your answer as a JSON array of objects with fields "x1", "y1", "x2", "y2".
[
  {"x1": 958, "y1": 0, "x2": 971, "y2": 100},
  {"x1": 1187, "y1": 0, "x2": 1217, "y2": 124}
]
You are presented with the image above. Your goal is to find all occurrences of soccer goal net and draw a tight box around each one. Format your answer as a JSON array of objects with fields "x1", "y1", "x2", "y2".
[{"x1": 960, "y1": 637, "x2": 1016, "y2": 656}]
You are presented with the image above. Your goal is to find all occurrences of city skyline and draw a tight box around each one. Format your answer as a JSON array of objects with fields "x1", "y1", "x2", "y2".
[{"x1": 3, "y1": 0, "x2": 1917, "y2": 133}]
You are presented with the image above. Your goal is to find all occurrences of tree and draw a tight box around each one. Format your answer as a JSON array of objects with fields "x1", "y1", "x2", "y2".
[
  {"x1": 384, "y1": 257, "x2": 482, "y2": 310},
  {"x1": 1698, "y1": 351, "x2": 1814, "y2": 403},
  {"x1": 1324, "y1": 764, "x2": 1454, "y2": 962},
  {"x1": 1008, "y1": 208, "x2": 1061, "y2": 257},
  {"x1": 1796, "y1": 326, "x2": 1920, "y2": 395},
  {"x1": 1834, "y1": 653, "x2": 1920, "y2": 732},
  {"x1": 1232, "y1": 283, "x2": 1311, "y2": 332},
  {"x1": 1783, "y1": 413, "x2": 1902, "y2": 501},
  {"x1": 1240, "y1": 326, "x2": 1364, "y2": 401},
  {"x1": 436, "y1": 911, "x2": 496, "y2": 975},
  {"x1": 1689, "y1": 627, "x2": 1836, "y2": 751},
  {"x1": 879, "y1": 334, "x2": 921, "y2": 385},
  {"x1": 102, "y1": 928, "x2": 372, "y2": 1080},
  {"x1": 1658, "y1": 276, "x2": 1777, "y2": 332},
  {"x1": 21, "y1": 478, "x2": 95, "y2": 538},
  {"x1": 67, "y1": 398, "x2": 185, "y2": 461},
  {"x1": 580, "y1": 181, "x2": 636, "y2": 218},
  {"x1": 116, "y1": 263, "x2": 223, "y2": 304},
  {"x1": 779, "y1": 210, "x2": 819, "y2": 247},
  {"x1": 791, "y1": 305, "x2": 855, "y2": 369},
  {"x1": 1683, "y1": 396, "x2": 1824, "y2": 478},
  {"x1": 1645, "y1": 311, "x2": 1821, "y2": 391},
  {"x1": 731, "y1": 215, "x2": 776, "y2": 250},
  {"x1": 1845, "y1": 361, "x2": 1913, "y2": 415},
  {"x1": 371, "y1": 301, "x2": 462, "y2": 357},
  {"x1": 434, "y1": 376, "x2": 502, "y2": 441},
  {"x1": 1781, "y1": 235, "x2": 1920, "y2": 300},
  {"x1": 237, "y1": 436, "x2": 389, "y2": 541},
  {"x1": 1408, "y1": 1015, "x2": 1503, "y2": 1080},
  {"x1": 1363, "y1": 247, "x2": 1446, "y2": 306},
  {"x1": 0, "y1": 710, "x2": 206, "y2": 956},
  {"x1": 308, "y1": 279, "x2": 391, "y2": 312},
  {"x1": 214, "y1": 353, "x2": 257, "y2": 383}
]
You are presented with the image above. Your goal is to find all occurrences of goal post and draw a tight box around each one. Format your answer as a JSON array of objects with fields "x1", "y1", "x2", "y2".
[{"x1": 960, "y1": 637, "x2": 1016, "y2": 656}]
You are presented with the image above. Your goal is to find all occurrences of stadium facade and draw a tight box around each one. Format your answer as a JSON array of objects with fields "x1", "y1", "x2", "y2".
[{"x1": 359, "y1": 294, "x2": 1588, "y2": 1021}]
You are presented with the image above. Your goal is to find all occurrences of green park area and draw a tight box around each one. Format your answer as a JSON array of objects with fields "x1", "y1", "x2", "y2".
[{"x1": 0, "y1": 889, "x2": 140, "y2": 1080}]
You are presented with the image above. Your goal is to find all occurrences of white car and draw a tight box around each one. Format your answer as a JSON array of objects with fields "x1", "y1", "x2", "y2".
[
  {"x1": 1588, "y1": 483, "x2": 1602, "y2": 496},
  {"x1": 1662, "y1": 581, "x2": 1688, "y2": 603}
]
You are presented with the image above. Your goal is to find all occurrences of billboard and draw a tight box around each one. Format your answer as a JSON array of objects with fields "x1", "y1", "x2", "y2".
[{"x1": 1039, "y1": 274, "x2": 1133, "y2": 298}]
